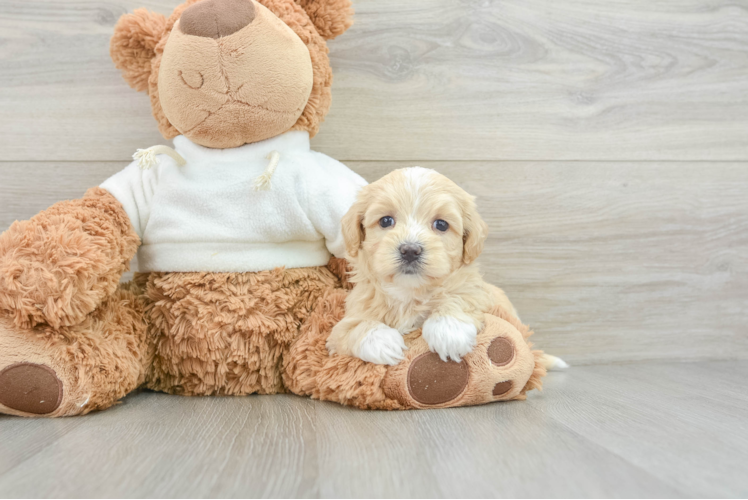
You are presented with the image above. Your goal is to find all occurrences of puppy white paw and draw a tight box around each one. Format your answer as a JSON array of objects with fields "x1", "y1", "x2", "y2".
[
  {"x1": 422, "y1": 316, "x2": 477, "y2": 362},
  {"x1": 356, "y1": 324, "x2": 407, "y2": 365}
]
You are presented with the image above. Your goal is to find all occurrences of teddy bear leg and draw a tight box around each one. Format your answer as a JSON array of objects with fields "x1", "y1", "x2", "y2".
[
  {"x1": 285, "y1": 290, "x2": 546, "y2": 410},
  {"x1": 0, "y1": 282, "x2": 150, "y2": 417},
  {"x1": 382, "y1": 310, "x2": 546, "y2": 409}
]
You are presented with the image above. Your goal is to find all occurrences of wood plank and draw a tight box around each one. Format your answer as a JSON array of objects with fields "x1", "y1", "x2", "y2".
[
  {"x1": 0, "y1": 416, "x2": 87, "y2": 477},
  {"x1": 8, "y1": 362, "x2": 748, "y2": 498},
  {"x1": 0, "y1": 0, "x2": 170, "y2": 162},
  {"x1": 2, "y1": 160, "x2": 747, "y2": 365},
  {"x1": 0, "y1": 393, "x2": 320, "y2": 498},
  {"x1": 0, "y1": 381, "x2": 683, "y2": 499},
  {"x1": 528, "y1": 361, "x2": 748, "y2": 497},
  {"x1": 320, "y1": 0, "x2": 748, "y2": 161},
  {"x1": 314, "y1": 397, "x2": 681, "y2": 498},
  {"x1": 0, "y1": 162, "x2": 124, "y2": 226},
  {"x1": 314, "y1": 402, "x2": 443, "y2": 498},
  {"x1": 1, "y1": 0, "x2": 747, "y2": 162}
]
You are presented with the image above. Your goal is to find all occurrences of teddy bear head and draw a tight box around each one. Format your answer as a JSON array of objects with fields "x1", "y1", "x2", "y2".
[{"x1": 110, "y1": 0, "x2": 353, "y2": 149}]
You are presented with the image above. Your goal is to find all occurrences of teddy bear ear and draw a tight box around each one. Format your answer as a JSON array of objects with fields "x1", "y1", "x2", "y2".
[
  {"x1": 110, "y1": 9, "x2": 167, "y2": 92},
  {"x1": 296, "y1": 0, "x2": 354, "y2": 40}
]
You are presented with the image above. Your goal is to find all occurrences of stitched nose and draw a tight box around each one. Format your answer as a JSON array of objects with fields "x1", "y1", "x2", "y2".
[
  {"x1": 399, "y1": 243, "x2": 423, "y2": 263},
  {"x1": 180, "y1": 0, "x2": 256, "y2": 39}
]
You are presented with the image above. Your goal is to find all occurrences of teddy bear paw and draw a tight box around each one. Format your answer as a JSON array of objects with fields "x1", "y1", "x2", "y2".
[
  {"x1": 383, "y1": 314, "x2": 542, "y2": 409},
  {"x1": 0, "y1": 363, "x2": 63, "y2": 415}
]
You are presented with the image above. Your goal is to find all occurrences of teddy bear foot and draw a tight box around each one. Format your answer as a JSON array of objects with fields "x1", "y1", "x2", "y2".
[
  {"x1": 404, "y1": 336, "x2": 520, "y2": 406},
  {"x1": 383, "y1": 313, "x2": 546, "y2": 409},
  {"x1": 0, "y1": 319, "x2": 72, "y2": 417},
  {"x1": 0, "y1": 362, "x2": 63, "y2": 416},
  {"x1": 0, "y1": 285, "x2": 150, "y2": 418}
]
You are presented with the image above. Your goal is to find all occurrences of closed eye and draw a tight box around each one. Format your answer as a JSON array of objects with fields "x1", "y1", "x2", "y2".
[{"x1": 178, "y1": 70, "x2": 204, "y2": 90}]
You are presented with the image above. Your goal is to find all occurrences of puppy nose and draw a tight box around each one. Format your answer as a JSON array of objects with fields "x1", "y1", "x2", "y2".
[
  {"x1": 399, "y1": 243, "x2": 423, "y2": 263},
  {"x1": 180, "y1": 0, "x2": 256, "y2": 39}
]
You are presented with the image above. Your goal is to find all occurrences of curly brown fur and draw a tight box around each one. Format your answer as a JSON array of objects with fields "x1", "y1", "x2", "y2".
[
  {"x1": 110, "y1": 8, "x2": 167, "y2": 92},
  {"x1": 143, "y1": 266, "x2": 340, "y2": 396},
  {"x1": 283, "y1": 287, "x2": 345, "y2": 396},
  {"x1": 326, "y1": 256, "x2": 354, "y2": 290},
  {"x1": 284, "y1": 288, "x2": 402, "y2": 409},
  {"x1": 51, "y1": 281, "x2": 151, "y2": 414},
  {"x1": 295, "y1": 0, "x2": 354, "y2": 40},
  {"x1": 0, "y1": 188, "x2": 139, "y2": 330}
]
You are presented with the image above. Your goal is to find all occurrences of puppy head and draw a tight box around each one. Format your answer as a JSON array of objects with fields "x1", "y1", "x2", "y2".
[{"x1": 342, "y1": 167, "x2": 488, "y2": 288}]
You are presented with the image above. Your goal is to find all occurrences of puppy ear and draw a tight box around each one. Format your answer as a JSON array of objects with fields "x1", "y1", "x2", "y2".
[
  {"x1": 110, "y1": 9, "x2": 167, "y2": 92},
  {"x1": 341, "y1": 198, "x2": 366, "y2": 258},
  {"x1": 296, "y1": 0, "x2": 354, "y2": 40},
  {"x1": 462, "y1": 196, "x2": 488, "y2": 265}
]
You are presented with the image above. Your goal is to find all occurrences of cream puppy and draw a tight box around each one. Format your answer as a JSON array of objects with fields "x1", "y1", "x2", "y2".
[{"x1": 327, "y1": 167, "x2": 518, "y2": 365}]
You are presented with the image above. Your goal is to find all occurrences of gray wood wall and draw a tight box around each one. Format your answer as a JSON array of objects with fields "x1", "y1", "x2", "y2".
[{"x1": 1, "y1": 0, "x2": 746, "y2": 365}]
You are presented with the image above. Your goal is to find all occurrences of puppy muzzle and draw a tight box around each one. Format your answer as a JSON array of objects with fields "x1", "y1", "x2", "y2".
[{"x1": 398, "y1": 243, "x2": 423, "y2": 274}]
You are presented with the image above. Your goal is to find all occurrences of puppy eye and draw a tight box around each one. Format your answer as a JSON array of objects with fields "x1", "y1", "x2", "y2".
[
  {"x1": 433, "y1": 219, "x2": 449, "y2": 232},
  {"x1": 379, "y1": 216, "x2": 395, "y2": 228}
]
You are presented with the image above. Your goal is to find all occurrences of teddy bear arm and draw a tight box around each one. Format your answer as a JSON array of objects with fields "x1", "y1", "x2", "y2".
[{"x1": 0, "y1": 187, "x2": 140, "y2": 330}]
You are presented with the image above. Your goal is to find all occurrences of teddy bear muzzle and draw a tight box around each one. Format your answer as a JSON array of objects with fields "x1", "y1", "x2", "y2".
[{"x1": 157, "y1": 0, "x2": 315, "y2": 148}]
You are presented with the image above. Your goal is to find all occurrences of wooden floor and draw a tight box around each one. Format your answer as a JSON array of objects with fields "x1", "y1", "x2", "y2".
[{"x1": 0, "y1": 360, "x2": 745, "y2": 498}]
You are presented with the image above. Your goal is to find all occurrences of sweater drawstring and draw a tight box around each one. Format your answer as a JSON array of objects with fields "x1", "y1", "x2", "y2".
[
  {"x1": 133, "y1": 145, "x2": 186, "y2": 170},
  {"x1": 253, "y1": 151, "x2": 281, "y2": 191}
]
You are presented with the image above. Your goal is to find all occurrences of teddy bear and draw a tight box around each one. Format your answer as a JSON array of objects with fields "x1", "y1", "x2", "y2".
[{"x1": 0, "y1": 0, "x2": 546, "y2": 417}]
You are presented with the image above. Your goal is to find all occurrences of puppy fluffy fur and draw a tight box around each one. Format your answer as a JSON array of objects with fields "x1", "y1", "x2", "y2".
[{"x1": 327, "y1": 167, "x2": 517, "y2": 365}]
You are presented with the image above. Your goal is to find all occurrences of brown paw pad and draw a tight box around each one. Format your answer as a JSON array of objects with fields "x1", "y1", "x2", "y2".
[
  {"x1": 407, "y1": 352, "x2": 469, "y2": 405},
  {"x1": 488, "y1": 337, "x2": 515, "y2": 367},
  {"x1": 492, "y1": 380, "x2": 513, "y2": 397},
  {"x1": 0, "y1": 363, "x2": 62, "y2": 415}
]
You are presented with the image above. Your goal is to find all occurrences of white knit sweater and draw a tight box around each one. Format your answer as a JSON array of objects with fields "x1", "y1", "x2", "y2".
[{"x1": 101, "y1": 131, "x2": 366, "y2": 273}]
